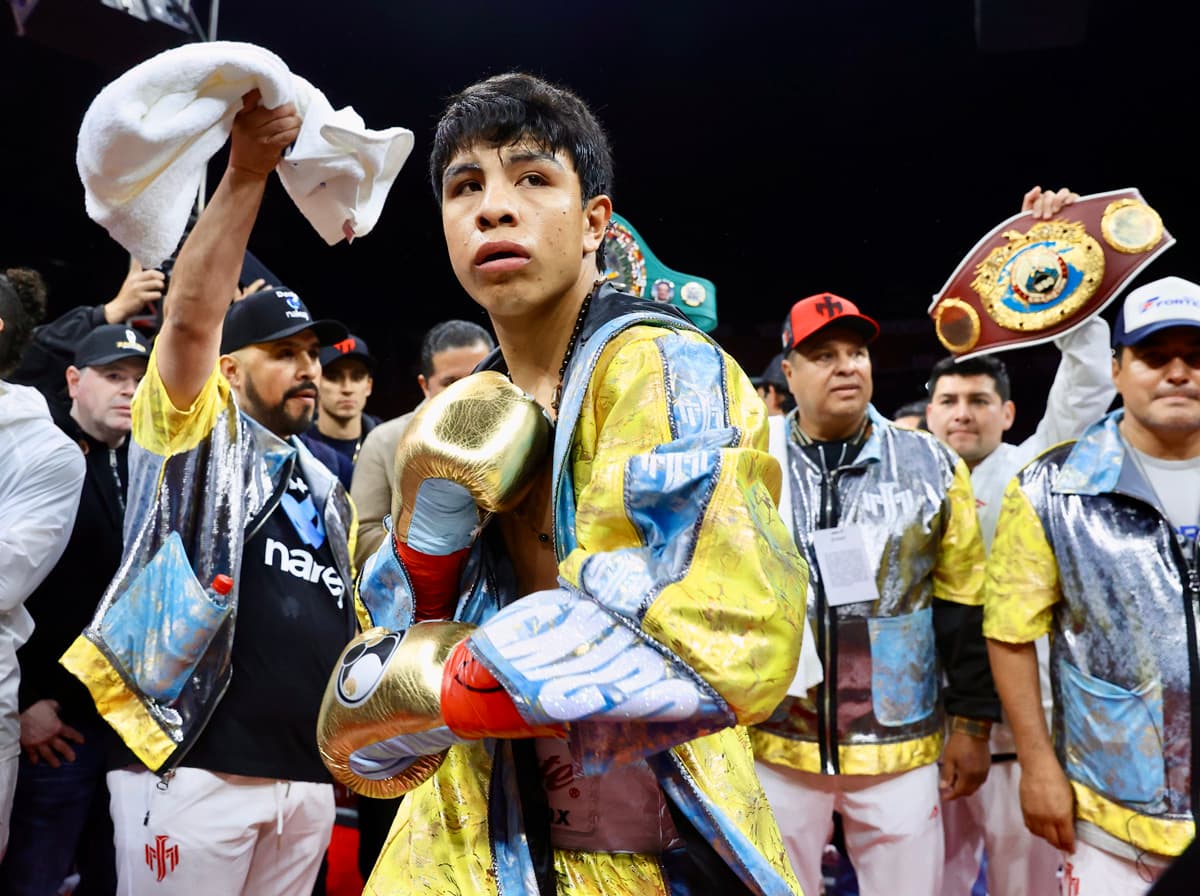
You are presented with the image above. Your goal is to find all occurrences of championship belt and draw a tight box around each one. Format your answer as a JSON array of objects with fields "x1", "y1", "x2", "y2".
[
  {"x1": 602, "y1": 212, "x2": 718, "y2": 332},
  {"x1": 928, "y1": 188, "x2": 1174, "y2": 359}
]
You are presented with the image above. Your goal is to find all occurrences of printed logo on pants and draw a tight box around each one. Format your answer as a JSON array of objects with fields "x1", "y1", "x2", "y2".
[
  {"x1": 146, "y1": 835, "x2": 180, "y2": 881},
  {"x1": 1062, "y1": 860, "x2": 1079, "y2": 896}
]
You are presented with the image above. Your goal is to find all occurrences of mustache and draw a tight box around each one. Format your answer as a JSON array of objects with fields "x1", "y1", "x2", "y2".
[
  {"x1": 284, "y1": 382, "x2": 318, "y2": 401},
  {"x1": 1155, "y1": 387, "x2": 1200, "y2": 400}
]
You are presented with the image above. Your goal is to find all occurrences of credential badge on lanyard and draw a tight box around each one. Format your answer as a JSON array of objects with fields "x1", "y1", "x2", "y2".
[{"x1": 811, "y1": 524, "x2": 880, "y2": 606}]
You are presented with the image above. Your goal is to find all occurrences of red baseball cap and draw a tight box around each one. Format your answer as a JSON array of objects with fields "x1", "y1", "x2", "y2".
[{"x1": 782, "y1": 292, "x2": 880, "y2": 352}]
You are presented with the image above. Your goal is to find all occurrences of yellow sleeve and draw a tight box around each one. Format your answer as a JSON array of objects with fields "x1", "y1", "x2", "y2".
[
  {"x1": 559, "y1": 326, "x2": 807, "y2": 724},
  {"x1": 131, "y1": 346, "x2": 229, "y2": 456},
  {"x1": 933, "y1": 457, "x2": 986, "y2": 606},
  {"x1": 983, "y1": 477, "x2": 1059, "y2": 643}
]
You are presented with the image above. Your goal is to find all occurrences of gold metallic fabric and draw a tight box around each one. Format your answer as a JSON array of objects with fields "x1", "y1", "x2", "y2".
[
  {"x1": 369, "y1": 731, "x2": 804, "y2": 895},
  {"x1": 60, "y1": 633, "x2": 179, "y2": 769},
  {"x1": 365, "y1": 741, "x2": 498, "y2": 895},
  {"x1": 362, "y1": 313, "x2": 805, "y2": 894},
  {"x1": 1073, "y1": 781, "x2": 1194, "y2": 859},
  {"x1": 750, "y1": 726, "x2": 943, "y2": 776},
  {"x1": 318, "y1": 622, "x2": 473, "y2": 798},
  {"x1": 562, "y1": 326, "x2": 805, "y2": 726},
  {"x1": 132, "y1": 355, "x2": 227, "y2": 456},
  {"x1": 934, "y1": 458, "x2": 987, "y2": 606}
]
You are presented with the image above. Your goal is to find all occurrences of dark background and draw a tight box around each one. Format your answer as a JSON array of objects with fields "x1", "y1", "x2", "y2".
[{"x1": 3, "y1": 0, "x2": 1197, "y2": 435}]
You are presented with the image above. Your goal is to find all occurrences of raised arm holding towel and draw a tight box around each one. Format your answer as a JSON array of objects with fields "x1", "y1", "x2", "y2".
[
  {"x1": 61, "y1": 65, "x2": 404, "y2": 891},
  {"x1": 75, "y1": 40, "x2": 413, "y2": 270}
]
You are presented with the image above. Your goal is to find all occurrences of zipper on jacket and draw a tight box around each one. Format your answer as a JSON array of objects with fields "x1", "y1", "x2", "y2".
[
  {"x1": 1117, "y1": 471, "x2": 1200, "y2": 824},
  {"x1": 815, "y1": 460, "x2": 841, "y2": 776},
  {"x1": 1176, "y1": 530, "x2": 1200, "y2": 821},
  {"x1": 109, "y1": 447, "x2": 125, "y2": 515}
]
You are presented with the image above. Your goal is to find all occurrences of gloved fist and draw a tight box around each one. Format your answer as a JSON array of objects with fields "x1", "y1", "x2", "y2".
[
  {"x1": 318, "y1": 621, "x2": 474, "y2": 798},
  {"x1": 391, "y1": 371, "x2": 552, "y2": 620},
  {"x1": 441, "y1": 639, "x2": 567, "y2": 741}
]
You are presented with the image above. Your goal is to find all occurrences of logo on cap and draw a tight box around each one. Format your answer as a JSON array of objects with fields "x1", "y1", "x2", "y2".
[
  {"x1": 280, "y1": 290, "x2": 311, "y2": 321},
  {"x1": 116, "y1": 328, "x2": 147, "y2": 353},
  {"x1": 1141, "y1": 295, "x2": 1200, "y2": 313},
  {"x1": 333, "y1": 337, "x2": 357, "y2": 355},
  {"x1": 815, "y1": 294, "x2": 843, "y2": 317}
]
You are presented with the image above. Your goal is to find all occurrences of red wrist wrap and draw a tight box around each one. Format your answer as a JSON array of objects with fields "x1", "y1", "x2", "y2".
[
  {"x1": 440, "y1": 640, "x2": 565, "y2": 740},
  {"x1": 396, "y1": 540, "x2": 469, "y2": 622}
]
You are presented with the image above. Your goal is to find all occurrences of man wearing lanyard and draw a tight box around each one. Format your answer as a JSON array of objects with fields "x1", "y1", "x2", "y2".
[{"x1": 752, "y1": 291, "x2": 999, "y2": 896}]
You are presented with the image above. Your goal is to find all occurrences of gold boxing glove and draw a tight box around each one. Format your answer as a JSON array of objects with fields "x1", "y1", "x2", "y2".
[
  {"x1": 390, "y1": 370, "x2": 552, "y2": 550},
  {"x1": 389, "y1": 370, "x2": 554, "y2": 621},
  {"x1": 318, "y1": 621, "x2": 474, "y2": 798}
]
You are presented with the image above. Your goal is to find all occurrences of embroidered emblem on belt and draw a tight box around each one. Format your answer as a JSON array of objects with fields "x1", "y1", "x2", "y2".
[
  {"x1": 146, "y1": 835, "x2": 180, "y2": 881},
  {"x1": 972, "y1": 220, "x2": 1104, "y2": 332}
]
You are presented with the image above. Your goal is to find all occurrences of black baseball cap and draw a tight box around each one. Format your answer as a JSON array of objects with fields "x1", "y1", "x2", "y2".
[
  {"x1": 319, "y1": 334, "x2": 374, "y2": 373},
  {"x1": 750, "y1": 352, "x2": 788, "y2": 390},
  {"x1": 74, "y1": 324, "x2": 152, "y2": 368},
  {"x1": 219, "y1": 287, "x2": 346, "y2": 355}
]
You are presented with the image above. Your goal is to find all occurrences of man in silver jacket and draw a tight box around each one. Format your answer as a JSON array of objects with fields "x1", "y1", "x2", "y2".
[
  {"x1": 985, "y1": 275, "x2": 1200, "y2": 893},
  {"x1": 752, "y1": 291, "x2": 998, "y2": 896},
  {"x1": 63, "y1": 92, "x2": 357, "y2": 895}
]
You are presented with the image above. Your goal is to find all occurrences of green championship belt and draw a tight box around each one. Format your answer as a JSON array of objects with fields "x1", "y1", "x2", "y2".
[
  {"x1": 602, "y1": 213, "x2": 718, "y2": 332},
  {"x1": 928, "y1": 188, "x2": 1173, "y2": 359}
]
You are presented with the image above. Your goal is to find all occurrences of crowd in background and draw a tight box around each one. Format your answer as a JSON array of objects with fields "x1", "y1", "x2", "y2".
[{"x1": 1, "y1": 68, "x2": 1198, "y2": 896}]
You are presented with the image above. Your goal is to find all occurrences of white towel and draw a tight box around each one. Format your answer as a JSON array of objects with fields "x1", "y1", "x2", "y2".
[{"x1": 76, "y1": 40, "x2": 414, "y2": 269}]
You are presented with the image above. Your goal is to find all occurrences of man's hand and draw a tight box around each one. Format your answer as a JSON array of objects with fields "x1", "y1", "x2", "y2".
[
  {"x1": 233, "y1": 277, "x2": 268, "y2": 303},
  {"x1": 939, "y1": 728, "x2": 991, "y2": 800},
  {"x1": 1022, "y1": 185, "x2": 1080, "y2": 220},
  {"x1": 105, "y1": 258, "x2": 165, "y2": 324},
  {"x1": 1020, "y1": 752, "x2": 1077, "y2": 853},
  {"x1": 19, "y1": 699, "x2": 84, "y2": 768},
  {"x1": 228, "y1": 89, "x2": 301, "y2": 179}
]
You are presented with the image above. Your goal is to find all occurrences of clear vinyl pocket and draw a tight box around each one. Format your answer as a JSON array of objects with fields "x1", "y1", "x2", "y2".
[
  {"x1": 867, "y1": 607, "x2": 937, "y2": 727},
  {"x1": 97, "y1": 531, "x2": 232, "y2": 704},
  {"x1": 1059, "y1": 660, "x2": 1165, "y2": 805}
]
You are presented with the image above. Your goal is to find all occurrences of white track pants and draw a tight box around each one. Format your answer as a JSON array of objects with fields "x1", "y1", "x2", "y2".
[
  {"x1": 756, "y1": 760, "x2": 944, "y2": 896},
  {"x1": 941, "y1": 759, "x2": 1060, "y2": 895},
  {"x1": 108, "y1": 767, "x2": 334, "y2": 896},
  {"x1": 1060, "y1": 841, "x2": 1166, "y2": 896}
]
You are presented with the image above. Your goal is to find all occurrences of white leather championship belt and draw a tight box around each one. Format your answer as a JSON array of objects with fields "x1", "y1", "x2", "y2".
[{"x1": 928, "y1": 188, "x2": 1174, "y2": 359}]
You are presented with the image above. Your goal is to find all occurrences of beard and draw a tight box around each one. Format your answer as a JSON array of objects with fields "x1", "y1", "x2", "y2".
[{"x1": 241, "y1": 374, "x2": 316, "y2": 437}]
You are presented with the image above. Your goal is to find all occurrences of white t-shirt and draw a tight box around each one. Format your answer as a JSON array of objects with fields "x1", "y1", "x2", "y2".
[{"x1": 1128, "y1": 445, "x2": 1200, "y2": 538}]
